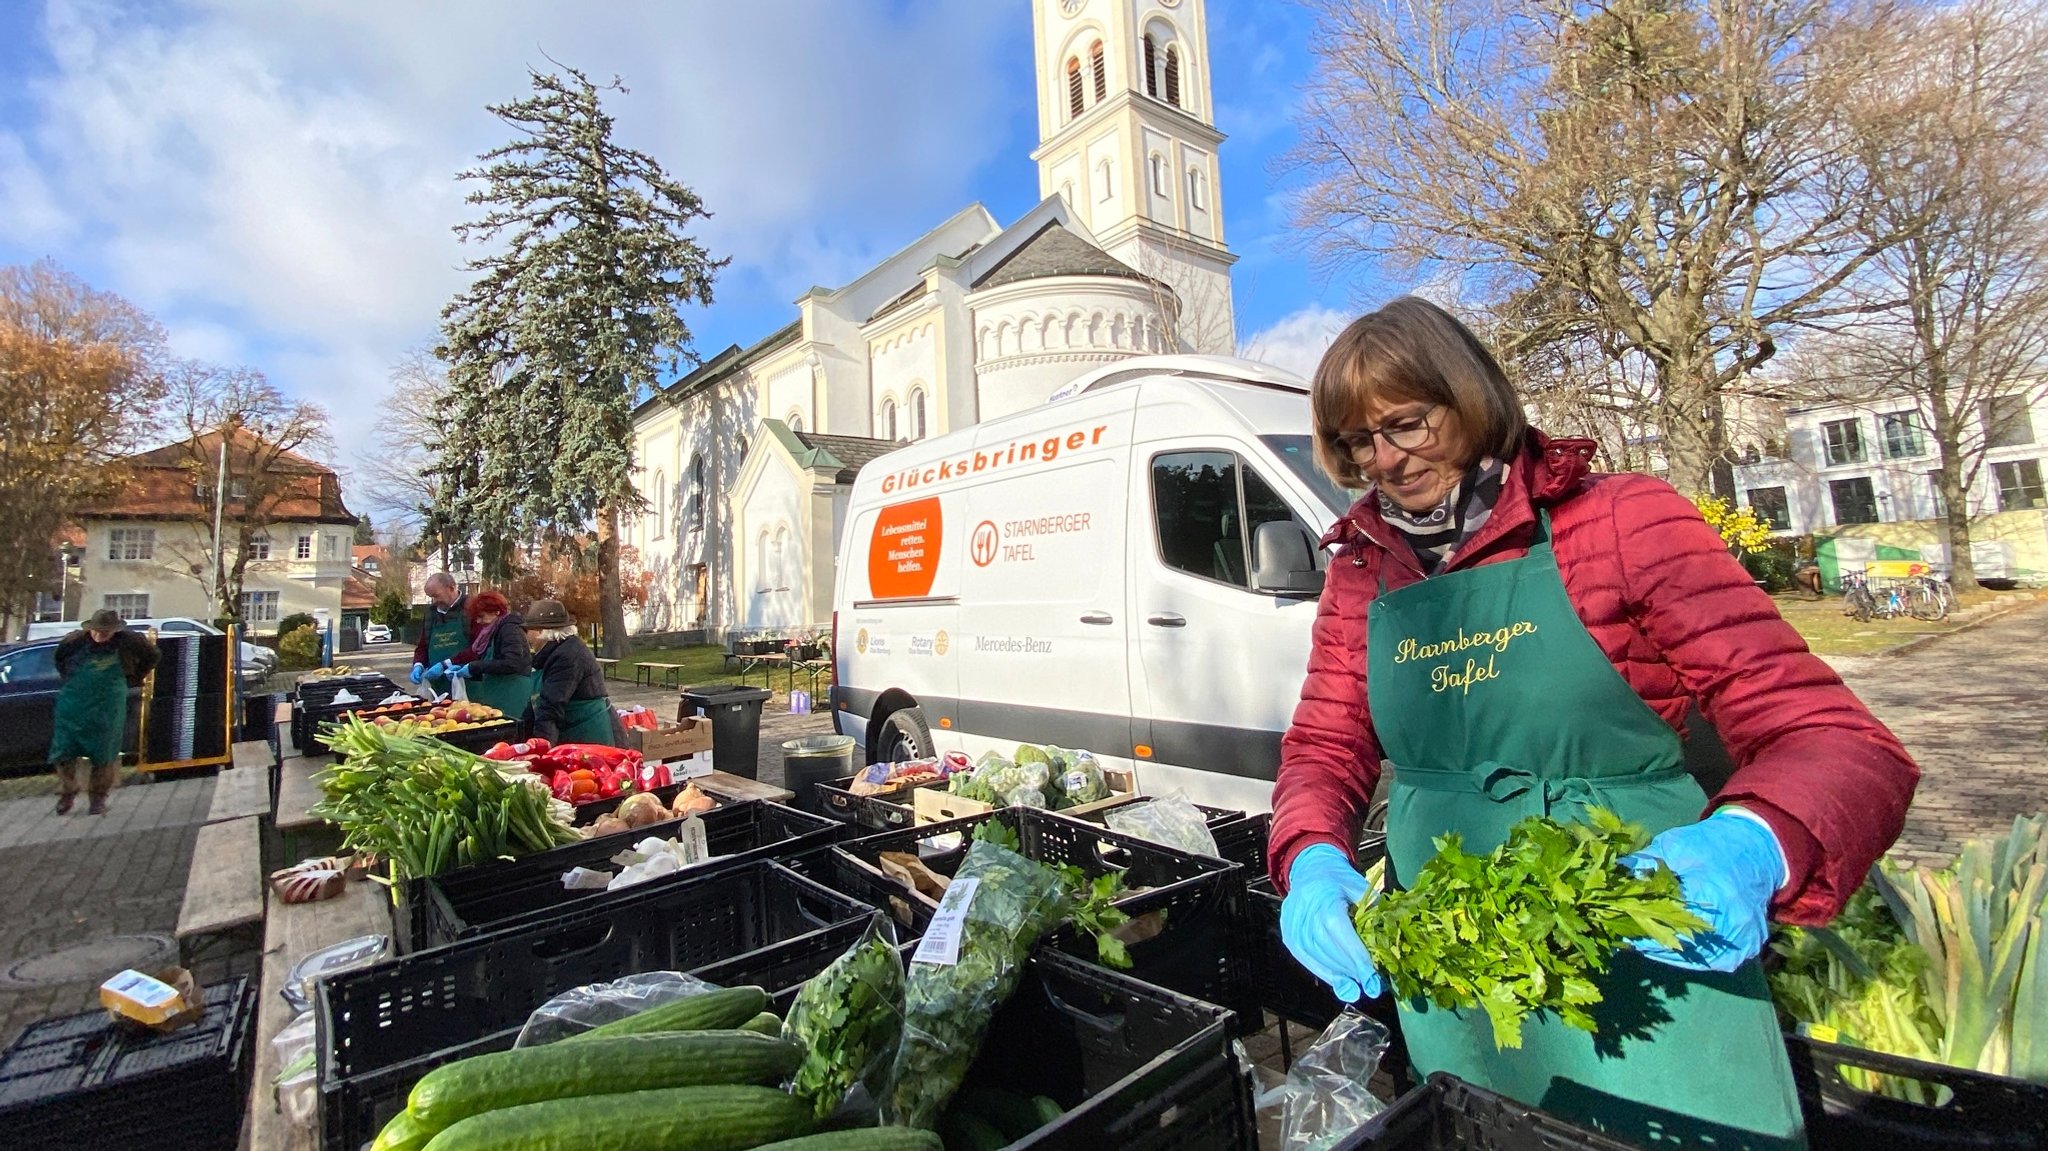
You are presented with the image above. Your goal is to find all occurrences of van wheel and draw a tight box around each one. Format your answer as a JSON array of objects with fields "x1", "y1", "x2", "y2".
[{"x1": 876, "y1": 707, "x2": 933, "y2": 764}]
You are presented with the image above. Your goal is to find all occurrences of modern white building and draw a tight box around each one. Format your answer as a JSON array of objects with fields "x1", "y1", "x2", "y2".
[
  {"x1": 627, "y1": 0, "x2": 1238, "y2": 638},
  {"x1": 1732, "y1": 390, "x2": 2048, "y2": 582}
]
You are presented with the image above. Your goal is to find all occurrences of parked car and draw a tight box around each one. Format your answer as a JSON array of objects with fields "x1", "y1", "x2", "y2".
[
  {"x1": 364, "y1": 622, "x2": 393, "y2": 644},
  {"x1": 25, "y1": 615, "x2": 278, "y2": 677},
  {"x1": 0, "y1": 640, "x2": 142, "y2": 774}
]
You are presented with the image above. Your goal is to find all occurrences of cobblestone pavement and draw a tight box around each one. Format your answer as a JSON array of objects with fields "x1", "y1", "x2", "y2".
[
  {"x1": 1826, "y1": 598, "x2": 2048, "y2": 870},
  {"x1": 0, "y1": 775, "x2": 212, "y2": 1047}
]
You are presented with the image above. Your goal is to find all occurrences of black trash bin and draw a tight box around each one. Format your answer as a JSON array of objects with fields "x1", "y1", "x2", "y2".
[
  {"x1": 779, "y1": 734, "x2": 857, "y2": 815},
  {"x1": 678, "y1": 684, "x2": 774, "y2": 780}
]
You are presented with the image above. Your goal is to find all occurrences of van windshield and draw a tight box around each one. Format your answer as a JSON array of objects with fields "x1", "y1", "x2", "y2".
[{"x1": 1262, "y1": 435, "x2": 1359, "y2": 519}]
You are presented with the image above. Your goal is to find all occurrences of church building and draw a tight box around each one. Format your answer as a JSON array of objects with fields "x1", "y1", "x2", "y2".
[{"x1": 626, "y1": 0, "x2": 1236, "y2": 638}]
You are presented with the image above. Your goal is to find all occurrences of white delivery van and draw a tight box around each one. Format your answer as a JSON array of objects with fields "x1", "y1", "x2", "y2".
[{"x1": 830, "y1": 355, "x2": 1356, "y2": 814}]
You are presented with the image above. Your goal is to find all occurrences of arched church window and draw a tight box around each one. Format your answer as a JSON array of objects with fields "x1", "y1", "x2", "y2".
[
  {"x1": 1097, "y1": 159, "x2": 1113, "y2": 202},
  {"x1": 1143, "y1": 35, "x2": 1158, "y2": 97},
  {"x1": 1090, "y1": 42, "x2": 1106, "y2": 102},
  {"x1": 1165, "y1": 45, "x2": 1182, "y2": 107},
  {"x1": 652, "y1": 470, "x2": 665, "y2": 540},
  {"x1": 909, "y1": 388, "x2": 927, "y2": 440},
  {"x1": 690, "y1": 457, "x2": 705, "y2": 533},
  {"x1": 1188, "y1": 167, "x2": 1207, "y2": 210},
  {"x1": 772, "y1": 526, "x2": 790, "y2": 592},
  {"x1": 754, "y1": 529, "x2": 771, "y2": 594},
  {"x1": 1150, "y1": 153, "x2": 1168, "y2": 197},
  {"x1": 880, "y1": 397, "x2": 897, "y2": 441},
  {"x1": 1061, "y1": 180, "x2": 1074, "y2": 208},
  {"x1": 1067, "y1": 58, "x2": 1083, "y2": 118},
  {"x1": 787, "y1": 410, "x2": 804, "y2": 434}
]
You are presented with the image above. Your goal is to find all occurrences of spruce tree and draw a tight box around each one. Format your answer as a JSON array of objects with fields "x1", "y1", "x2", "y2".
[{"x1": 430, "y1": 64, "x2": 724, "y2": 655}]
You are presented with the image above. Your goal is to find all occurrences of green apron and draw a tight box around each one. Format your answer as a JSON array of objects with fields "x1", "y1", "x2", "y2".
[
  {"x1": 49, "y1": 646, "x2": 128, "y2": 766},
  {"x1": 1368, "y1": 512, "x2": 1805, "y2": 1150},
  {"x1": 464, "y1": 629, "x2": 534, "y2": 718},
  {"x1": 527, "y1": 669, "x2": 617, "y2": 746},
  {"x1": 423, "y1": 605, "x2": 468, "y2": 697}
]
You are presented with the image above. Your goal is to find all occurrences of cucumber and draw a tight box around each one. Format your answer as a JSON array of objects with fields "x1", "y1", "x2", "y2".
[
  {"x1": 409, "y1": 1031, "x2": 802, "y2": 1131},
  {"x1": 750, "y1": 1131, "x2": 945, "y2": 1151},
  {"x1": 741, "y1": 1010, "x2": 783, "y2": 1036},
  {"x1": 959, "y1": 1089, "x2": 1043, "y2": 1141},
  {"x1": 421, "y1": 1084, "x2": 813, "y2": 1151},
  {"x1": 567, "y1": 985, "x2": 769, "y2": 1042},
  {"x1": 371, "y1": 1108, "x2": 433, "y2": 1151},
  {"x1": 1029, "y1": 1095, "x2": 1064, "y2": 1126},
  {"x1": 938, "y1": 1112, "x2": 1006, "y2": 1151}
]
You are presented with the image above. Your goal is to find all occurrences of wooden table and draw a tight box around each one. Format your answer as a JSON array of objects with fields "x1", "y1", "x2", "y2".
[
  {"x1": 733, "y1": 651, "x2": 789, "y2": 690},
  {"x1": 694, "y1": 769, "x2": 795, "y2": 807},
  {"x1": 242, "y1": 877, "x2": 395, "y2": 1151},
  {"x1": 274, "y1": 753, "x2": 345, "y2": 863}
]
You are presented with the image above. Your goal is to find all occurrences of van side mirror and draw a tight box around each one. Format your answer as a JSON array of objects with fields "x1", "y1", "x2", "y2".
[{"x1": 1251, "y1": 520, "x2": 1325, "y2": 598}]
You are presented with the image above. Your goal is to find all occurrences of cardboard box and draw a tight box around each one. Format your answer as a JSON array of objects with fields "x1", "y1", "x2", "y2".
[
  {"x1": 912, "y1": 766, "x2": 1140, "y2": 825},
  {"x1": 622, "y1": 715, "x2": 713, "y2": 762}
]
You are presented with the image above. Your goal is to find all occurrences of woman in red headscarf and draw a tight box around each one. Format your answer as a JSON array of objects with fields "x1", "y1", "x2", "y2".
[{"x1": 443, "y1": 590, "x2": 533, "y2": 717}]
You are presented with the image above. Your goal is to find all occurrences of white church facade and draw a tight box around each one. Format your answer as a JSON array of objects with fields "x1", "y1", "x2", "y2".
[{"x1": 626, "y1": 0, "x2": 1237, "y2": 639}]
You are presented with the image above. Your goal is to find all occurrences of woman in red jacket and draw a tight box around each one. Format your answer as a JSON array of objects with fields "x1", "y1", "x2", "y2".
[{"x1": 1269, "y1": 298, "x2": 1917, "y2": 1150}]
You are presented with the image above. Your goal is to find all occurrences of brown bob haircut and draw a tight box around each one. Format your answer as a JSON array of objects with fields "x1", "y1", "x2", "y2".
[
  {"x1": 1310, "y1": 297, "x2": 1528, "y2": 490},
  {"x1": 467, "y1": 590, "x2": 510, "y2": 622}
]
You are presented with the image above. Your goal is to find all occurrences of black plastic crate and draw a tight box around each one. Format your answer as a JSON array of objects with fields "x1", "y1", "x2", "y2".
[
  {"x1": 571, "y1": 777, "x2": 698, "y2": 825},
  {"x1": 1788, "y1": 1032, "x2": 2048, "y2": 1151},
  {"x1": 938, "y1": 948, "x2": 1255, "y2": 1151},
  {"x1": 290, "y1": 675, "x2": 405, "y2": 752},
  {"x1": 1070, "y1": 803, "x2": 1260, "y2": 868},
  {"x1": 317, "y1": 907, "x2": 888, "y2": 1151},
  {"x1": 316, "y1": 859, "x2": 871, "y2": 1083},
  {"x1": 414, "y1": 800, "x2": 844, "y2": 948},
  {"x1": 1333, "y1": 1072, "x2": 1639, "y2": 1151},
  {"x1": 1247, "y1": 874, "x2": 1344, "y2": 1033},
  {"x1": 814, "y1": 772, "x2": 945, "y2": 831},
  {"x1": 822, "y1": 806, "x2": 1259, "y2": 1035},
  {"x1": 0, "y1": 977, "x2": 257, "y2": 1151}
]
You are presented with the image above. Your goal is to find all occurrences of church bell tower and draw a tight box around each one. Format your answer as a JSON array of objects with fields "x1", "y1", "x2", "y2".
[{"x1": 1030, "y1": 0, "x2": 1238, "y2": 354}]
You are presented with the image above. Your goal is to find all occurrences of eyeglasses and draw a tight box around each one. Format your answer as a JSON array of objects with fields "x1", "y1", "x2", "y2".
[{"x1": 1333, "y1": 406, "x2": 1443, "y2": 457}]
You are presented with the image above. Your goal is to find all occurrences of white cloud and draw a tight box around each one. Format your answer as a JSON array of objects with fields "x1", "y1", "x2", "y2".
[
  {"x1": 1238, "y1": 302, "x2": 1350, "y2": 380},
  {"x1": 4, "y1": 0, "x2": 1023, "y2": 507}
]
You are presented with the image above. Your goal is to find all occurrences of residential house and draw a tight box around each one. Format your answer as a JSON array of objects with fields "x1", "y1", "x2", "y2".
[
  {"x1": 67, "y1": 430, "x2": 360, "y2": 633},
  {"x1": 1733, "y1": 390, "x2": 2048, "y2": 585}
]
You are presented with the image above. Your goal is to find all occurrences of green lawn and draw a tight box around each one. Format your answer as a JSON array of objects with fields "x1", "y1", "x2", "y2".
[
  {"x1": 1774, "y1": 588, "x2": 2045, "y2": 656},
  {"x1": 608, "y1": 644, "x2": 742, "y2": 687}
]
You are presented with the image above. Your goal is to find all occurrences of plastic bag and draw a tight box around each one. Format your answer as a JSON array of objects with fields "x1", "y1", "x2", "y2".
[
  {"x1": 785, "y1": 916, "x2": 905, "y2": 1122},
  {"x1": 514, "y1": 970, "x2": 721, "y2": 1047},
  {"x1": 1003, "y1": 784, "x2": 1049, "y2": 809},
  {"x1": 885, "y1": 834, "x2": 1073, "y2": 1128},
  {"x1": 281, "y1": 934, "x2": 389, "y2": 1013},
  {"x1": 1256, "y1": 1008, "x2": 1391, "y2": 1150},
  {"x1": 270, "y1": 1010, "x2": 319, "y2": 1130},
  {"x1": 1047, "y1": 746, "x2": 1109, "y2": 807},
  {"x1": 1106, "y1": 792, "x2": 1220, "y2": 858}
]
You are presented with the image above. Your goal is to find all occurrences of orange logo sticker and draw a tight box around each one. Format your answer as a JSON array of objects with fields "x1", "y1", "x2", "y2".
[{"x1": 868, "y1": 497, "x2": 942, "y2": 599}]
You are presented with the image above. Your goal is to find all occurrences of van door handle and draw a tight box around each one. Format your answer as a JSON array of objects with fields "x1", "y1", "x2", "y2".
[
  {"x1": 1079, "y1": 612, "x2": 1115, "y2": 626},
  {"x1": 1146, "y1": 613, "x2": 1187, "y2": 628}
]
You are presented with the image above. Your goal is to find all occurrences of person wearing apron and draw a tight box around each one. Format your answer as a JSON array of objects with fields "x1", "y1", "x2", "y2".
[
  {"x1": 444, "y1": 590, "x2": 533, "y2": 718},
  {"x1": 48, "y1": 609, "x2": 159, "y2": 815},
  {"x1": 520, "y1": 599, "x2": 624, "y2": 746},
  {"x1": 1267, "y1": 298, "x2": 1920, "y2": 1149},
  {"x1": 412, "y1": 572, "x2": 469, "y2": 697}
]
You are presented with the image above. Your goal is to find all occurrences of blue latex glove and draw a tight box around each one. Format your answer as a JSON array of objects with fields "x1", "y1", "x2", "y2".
[
  {"x1": 409, "y1": 662, "x2": 426, "y2": 684},
  {"x1": 1279, "y1": 843, "x2": 1385, "y2": 1002},
  {"x1": 1621, "y1": 808, "x2": 1787, "y2": 973},
  {"x1": 447, "y1": 663, "x2": 472, "y2": 680}
]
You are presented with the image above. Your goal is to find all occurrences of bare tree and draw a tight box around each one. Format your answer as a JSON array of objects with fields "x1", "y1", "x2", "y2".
[
  {"x1": 162, "y1": 362, "x2": 334, "y2": 626},
  {"x1": 1779, "y1": 1, "x2": 2048, "y2": 591},
  {"x1": 1288, "y1": 0, "x2": 1910, "y2": 495},
  {"x1": 355, "y1": 347, "x2": 452, "y2": 533},
  {"x1": 0, "y1": 261, "x2": 166, "y2": 637}
]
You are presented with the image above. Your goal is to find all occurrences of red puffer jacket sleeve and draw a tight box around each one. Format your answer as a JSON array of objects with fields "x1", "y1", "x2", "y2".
[
  {"x1": 1610, "y1": 478, "x2": 1919, "y2": 925},
  {"x1": 1268, "y1": 544, "x2": 1383, "y2": 891}
]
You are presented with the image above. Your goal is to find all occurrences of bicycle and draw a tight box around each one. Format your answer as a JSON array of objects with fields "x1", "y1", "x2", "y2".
[{"x1": 1841, "y1": 570, "x2": 1950, "y2": 622}]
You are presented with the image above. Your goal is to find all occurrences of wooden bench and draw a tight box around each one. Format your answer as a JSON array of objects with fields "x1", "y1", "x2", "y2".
[
  {"x1": 206, "y1": 743, "x2": 273, "y2": 825},
  {"x1": 595, "y1": 657, "x2": 621, "y2": 680},
  {"x1": 176, "y1": 814, "x2": 265, "y2": 969},
  {"x1": 635, "y1": 661, "x2": 686, "y2": 688}
]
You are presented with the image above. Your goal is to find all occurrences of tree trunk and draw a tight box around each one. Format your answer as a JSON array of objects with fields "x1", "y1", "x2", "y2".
[
  {"x1": 1656, "y1": 391, "x2": 1718, "y2": 495},
  {"x1": 596, "y1": 500, "x2": 628, "y2": 658},
  {"x1": 1935, "y1": 450, "x2": 1980, "y2": 593}
]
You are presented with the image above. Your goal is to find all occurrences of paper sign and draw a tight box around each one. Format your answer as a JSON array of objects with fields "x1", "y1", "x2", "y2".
[
  {"x1": 911, "y1": 877, "x2": 980, "y2": 967},
  {"x1": 674, "y1": 815, "x2": 709, "y2": 865}
]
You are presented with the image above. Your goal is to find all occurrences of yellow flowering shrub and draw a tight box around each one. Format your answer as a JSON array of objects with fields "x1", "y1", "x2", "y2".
[{"x1": 1692, "y1": 494, "x2": 1775, "y2": 555}]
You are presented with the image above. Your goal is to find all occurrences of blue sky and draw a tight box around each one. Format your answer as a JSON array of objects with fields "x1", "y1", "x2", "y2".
[{"x1": 0, "y1": 1, "x2": 1386, "y2": 497}]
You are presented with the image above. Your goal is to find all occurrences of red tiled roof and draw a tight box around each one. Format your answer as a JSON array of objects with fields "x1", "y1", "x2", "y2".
[
  {"x1": 76, "y1": 428, "x2": 356, "y2": 525},
  {"x1": 342, "y1": 569, "x2": 378, "y2": 610}
]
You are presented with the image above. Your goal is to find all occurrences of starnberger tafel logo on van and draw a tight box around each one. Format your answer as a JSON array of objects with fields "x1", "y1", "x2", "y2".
[
  {"x1": 877, "y1": 423, "x2": 1112, "y2": 495},
  {"x1": 855, "y1": 628, "x2": 868, "y2": 654}
]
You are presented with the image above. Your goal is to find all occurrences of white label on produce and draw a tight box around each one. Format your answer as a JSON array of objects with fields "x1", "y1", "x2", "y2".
[
  {"x1": 912, "y1": 877, "x2": 981, "y2": 967},
  {"x1": 675, "y1": 815, "x2": 710, "y2": 865}
]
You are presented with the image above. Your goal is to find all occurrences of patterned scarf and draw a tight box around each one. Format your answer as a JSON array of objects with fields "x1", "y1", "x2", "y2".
[{"x1": 1377, "y1": 458, "x2": 1506, "y2": 575}]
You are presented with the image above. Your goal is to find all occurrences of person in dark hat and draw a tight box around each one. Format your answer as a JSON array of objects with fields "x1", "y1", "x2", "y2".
[
  {"x1": 519, "y1": 600, "x2": 623, "y2": 745},
  {"x1": 49, "y1": 609, "x2": 159, "y2": 814}
]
